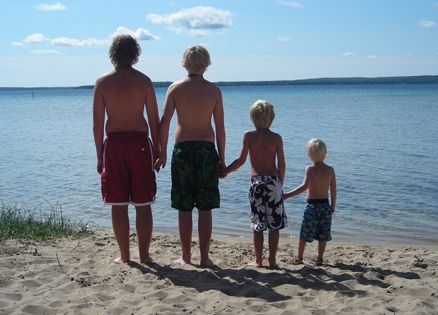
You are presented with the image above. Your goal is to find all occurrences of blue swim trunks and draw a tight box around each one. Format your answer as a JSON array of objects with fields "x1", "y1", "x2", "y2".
[
  {"x1": 248, "y1": 176, "x2": 288, "y2": 231},
  {"x1": 299, "y1": 199, "x2": 333, "y2": 242}
]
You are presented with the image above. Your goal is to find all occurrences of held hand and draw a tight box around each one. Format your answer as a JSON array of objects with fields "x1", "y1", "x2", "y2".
[
  {"x1": 154, "y1": 154, "x2": 167, "y2": 172},
  {"x1": 97, "y1": 159, "x2": 103, "y2": 174},
  {"x1": 219, "y1": 167, "x2": 227, "y2": 179},
  {"x1": 219, "y1": 161, "x2": 227, "y2": 179}
]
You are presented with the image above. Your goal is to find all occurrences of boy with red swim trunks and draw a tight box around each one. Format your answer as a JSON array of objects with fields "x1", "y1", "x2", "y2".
[{"x1": 93, "y1": 35, "x2": 160, "y2": 264}]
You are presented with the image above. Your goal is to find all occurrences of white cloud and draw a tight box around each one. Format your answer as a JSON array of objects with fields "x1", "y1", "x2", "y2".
[
  {"x1": 277, "y1": 0, "x2": 302, "y2": 8},
  {"x1": 342, "y1": 52, "x2": 357, "y2": 57},
  {"x1": 433, "y1": 3, "x2": 438, "y2": 7},
  {"x1": 418, "y1": 19, "x2": 436, "y2": 28},
  {"x1": 12, "y1": 42, "x2": 25, "y2": 47},
  {"x1": 367, "y1": 55, "x2": 377, "y2": 59},
  {"x1": 35, "y1": 2, "x2": 67, "y2": 11},
  {"x1": 111, "y1": 26, "x2": 160, "y2": 41},
  {"x1": 146, "y1": 6, "x2": 232, "y2": 32},
  {"x1": 32, "y1": 49, "x2": 64, "y2": 55},
  {"x1": 24, "y1": 33, "x2": 48, "y2": 43},
  {"x1": 51, "y1": 37, "x2": 108, "y2": 47},
  {"x1": 277, "y1": 36, "x2": 292, "y2": 42}
]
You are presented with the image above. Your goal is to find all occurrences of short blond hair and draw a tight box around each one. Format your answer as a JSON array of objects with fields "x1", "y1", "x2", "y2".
[
  {"x1": 306, "y1": 138, "x2": 327, "y2": 162},
  {"x1": 182, "y1": 45, "x2": 211, "y2": 73},
  {"x1": 249, "y1": 100, "x2": 275, "y2": 129}
]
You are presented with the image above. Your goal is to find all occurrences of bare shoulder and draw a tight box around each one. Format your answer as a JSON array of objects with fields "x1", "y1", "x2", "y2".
[
  {"x1": 132, "y1": 69, "x2": 152, "y2": 84},
  {"x1": 167, "y1": 79, "x2": 185, "y2": 93},
  {"x1": 201, "y1": 79, "x2": 221, "y2": 96},
  {"x1": 269, "y1": 130, "x2": 283, "y2": 143},
  {"x1": 243, "y1": 130, "x2": 255, "y2": 139},
  {"x1": 326, "y1": 164, "x2": 335, "y2": 175},
  {"x1": 94, "y1": 69, "x2": 114, "y2": 86}
]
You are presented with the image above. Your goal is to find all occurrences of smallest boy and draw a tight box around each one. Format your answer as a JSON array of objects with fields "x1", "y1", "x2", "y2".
[
  {"x1": 284, "y1": 138, "x2": 336, "y2": 266},
  {"x1": 224, "y1": 100, "x2": 287, "y2": 268}
]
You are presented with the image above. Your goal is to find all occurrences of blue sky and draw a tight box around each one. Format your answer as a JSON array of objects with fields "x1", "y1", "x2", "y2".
[{"x1": 1, "y1": 0, "x2": 438, "y2": 87}]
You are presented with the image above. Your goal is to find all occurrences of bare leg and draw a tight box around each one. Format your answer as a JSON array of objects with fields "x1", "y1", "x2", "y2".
[
  {"x1": 175, "y1": 210, "x2": 192, "y2": 265},
  {"x1": 248, "y1": 231, "x2": 264, "y2": 267},
  {"x1": 112, "y1": 205, "x2": 130, "y2": 263},
  {"x1": 135, "y1": 205, "x2": 153, "y2": 263},
  {"x1": 268, "y1": 230, "x2": 279, "y2": 268},
  {"x1": 317, "y1": 241, "x2": 327, "y2": 261},
  {"x1": 295, "y1": 239, "x2": 306, "y2": 262},
  {"x1": 198, "y1": 210, "x2": 213, "y2": 267}
]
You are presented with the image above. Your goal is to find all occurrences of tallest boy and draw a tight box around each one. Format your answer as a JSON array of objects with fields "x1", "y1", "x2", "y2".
[{"x1": 93, "y1": 35, "x2": 160, "y2": 264}]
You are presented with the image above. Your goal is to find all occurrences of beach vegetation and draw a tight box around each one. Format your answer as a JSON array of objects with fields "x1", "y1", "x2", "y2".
[{"x1": 0, "y1": 203, "x2": 93, "y2": 242}]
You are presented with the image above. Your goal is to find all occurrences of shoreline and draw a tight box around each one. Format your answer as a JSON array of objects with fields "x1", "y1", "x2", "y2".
[{"x1": 1, "y1": 229, "x2": 437, "y2": 314}]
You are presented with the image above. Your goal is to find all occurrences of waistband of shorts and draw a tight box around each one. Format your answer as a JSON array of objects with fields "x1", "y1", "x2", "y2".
[
  {"x1": 251, "y1": 175, "x2": 278, "y2": 182},
  {"x1": 174, "y1": 140, "x2": 215, "y2": 149},
  {"x1": 307, "y1": 198, "x2": 329, "y2": 204},
  {"x1": 106, "y1": 131, "x2": 148, "y2": 139}
]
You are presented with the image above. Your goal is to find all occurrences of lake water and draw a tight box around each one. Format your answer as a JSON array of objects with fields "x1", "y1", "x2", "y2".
[{"x1": 1, "y1": 83, "x2": 437, "y2": 244}]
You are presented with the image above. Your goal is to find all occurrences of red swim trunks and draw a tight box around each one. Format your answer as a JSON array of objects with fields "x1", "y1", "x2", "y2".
[{"x1": 101, "y1": 132, "x2": 156, "y2": 206}]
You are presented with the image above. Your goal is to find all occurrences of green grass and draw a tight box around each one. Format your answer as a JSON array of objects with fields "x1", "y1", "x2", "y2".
[{"x1": 0, "y1": 203, "x2": 93, "y2": 242}]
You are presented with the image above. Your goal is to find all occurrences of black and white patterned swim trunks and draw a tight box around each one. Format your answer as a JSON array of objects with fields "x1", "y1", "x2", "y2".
[{"x1": 248, "y1": 176, "x2": 288, "y2": 231}]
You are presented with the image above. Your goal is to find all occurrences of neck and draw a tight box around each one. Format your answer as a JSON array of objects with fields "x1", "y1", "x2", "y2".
[
  {"x1": 115, "y1": 65, "x2": 132, "y2": 71},
  {"x1": 188, "y1": 73, "x2": 202, "y2": 78}
]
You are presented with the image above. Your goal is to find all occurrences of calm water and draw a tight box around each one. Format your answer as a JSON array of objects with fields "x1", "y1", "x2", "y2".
[{"x1": 1, "y1": 84, "x2": 437, "y2": 244}]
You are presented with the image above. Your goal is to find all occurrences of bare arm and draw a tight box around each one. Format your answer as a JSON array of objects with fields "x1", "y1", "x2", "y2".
[
  {"x1": 224, "y1": 132, "x2": 249, "y2": 176},
  {"x1": 157, "y1": 85, "x2": 176, "y2": 169},
  {"x1": 284, "y1": 167, "x2": 309, "y2": 200},
  {"x1": 213, "y1": 89, "x2": 226, "y2": 168},
  {"x1": 92, "y1": 80, "x2": 105, "y2": 174},
  {"x1": 144, "y1": 77, "x2": 161, "y2": 170},
  {"x1": 277, "y1": 135, "x2": 286, "y2": 185},
  {"x1": 330, "y1": 168, "x2": 337, "y2": 212}
]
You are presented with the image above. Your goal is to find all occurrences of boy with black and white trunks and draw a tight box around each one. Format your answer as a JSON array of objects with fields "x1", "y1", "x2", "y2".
[{"x1": 223, "y1": 100, "x2": 287, "y2": 268}]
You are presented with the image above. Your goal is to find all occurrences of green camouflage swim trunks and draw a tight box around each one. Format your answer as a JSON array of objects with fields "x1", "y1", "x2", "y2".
[{"x1": 171, "y1": 141, "x2": 220, "y2": 211}]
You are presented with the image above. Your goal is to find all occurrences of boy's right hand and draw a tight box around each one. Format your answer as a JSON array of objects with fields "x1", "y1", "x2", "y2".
[
  {"x1": 97, "y1": 159, "x2": 103, "y2": 174},
  {"x1": 154, "y1": 153, "x2": 167, "y2": 172},
  {"x1": 219, "y1": 166, "x2": 227, "y2": 179}
]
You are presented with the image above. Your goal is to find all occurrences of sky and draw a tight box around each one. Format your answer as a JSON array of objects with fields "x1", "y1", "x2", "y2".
[{"x1": 1, "y1": 0, "x2": 438, "y2": 87}]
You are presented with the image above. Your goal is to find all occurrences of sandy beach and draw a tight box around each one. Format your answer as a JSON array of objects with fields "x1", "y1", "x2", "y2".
[{"x1": 0, "y1": 229, "x2": 436, "y2": 315}]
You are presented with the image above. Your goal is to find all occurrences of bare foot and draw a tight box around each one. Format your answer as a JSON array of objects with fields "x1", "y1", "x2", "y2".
[
  {"x1": 269, "y1": 261, "x2": 279, "y2": 269},
  {"x1": 140, "y1": 255, "x2": 154, "y2": 264},
  {"x1": 292, "y1": 257, "x2": 303, "y2": 265},
  {"x1": 200, "y1": 258, "x2": 214, "y2": 268},
  {"x1": 113, "y1": 257, "x2": 129, "y2": 264},
  {"x1": 312, "y1": 256, "x2": 323, "y2": 266},
  {"x1": 247, "y1": 261, "x2": 263, "y2": 268},
  {"x1": 174, "y1": 257, "x2": 191, "y2": 265}
]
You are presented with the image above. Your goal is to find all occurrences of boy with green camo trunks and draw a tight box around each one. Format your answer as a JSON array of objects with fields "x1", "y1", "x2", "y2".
[
  {"x1": 157, "y1": 45, "x2": 225, "y2": 267},
  {"x1": 284, "y1": 138, "x2": 337, "y2": 266},
  {"x1": 223, "y1": 100, "x2": 287, "y2": 269}
]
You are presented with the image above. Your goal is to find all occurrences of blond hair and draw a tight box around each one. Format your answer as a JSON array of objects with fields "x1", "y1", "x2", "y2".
[
  {"x1": 306, "y1": 138, "x2": 327, "y2": 162},
  {"x1": 249, "y1": 100, "x2": 275, "y2": 129},
  {"x1": 181, "y1": 45, "x2": 211, "y2": 73}
]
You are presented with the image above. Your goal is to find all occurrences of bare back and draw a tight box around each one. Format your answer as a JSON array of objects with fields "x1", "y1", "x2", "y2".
[
  {"x1": 306, "y1": 162, "x2": 335, "y2": 199},
  {"x1": 171, "y1": 76, "x2": 221, "y2": 143},
  {"x1": 96, "y1": 68, "x2": 152, "y2": 133},
  {"x1": 247, "y1": 129, "x2": 284, "y2": 178}
]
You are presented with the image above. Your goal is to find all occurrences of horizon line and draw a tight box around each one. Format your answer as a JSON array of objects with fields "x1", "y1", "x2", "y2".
[{"x1": 1, "y1": 74, "x2": 438, "y2": 89}]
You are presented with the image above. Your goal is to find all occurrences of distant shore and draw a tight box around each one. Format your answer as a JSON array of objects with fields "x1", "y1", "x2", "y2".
[{"x1": 1, "y1": 75, "x2": 438, "y2": 90}]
